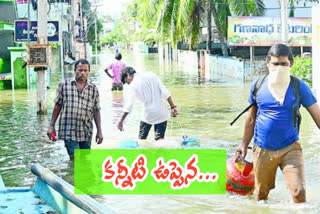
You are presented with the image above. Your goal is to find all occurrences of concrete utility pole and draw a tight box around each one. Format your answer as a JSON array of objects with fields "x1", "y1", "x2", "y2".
[
  {"x1": 79, "y1": 0, "x2": 86, "y2": 58},
  {"x1": 27, "y1": 0, "x2": 31, "y2": 88},
  {"x1": 280, "y1": 0, "x2": 289, "y2": 44},
  {"x1": 95, "y1": 12, "x2": 97, "y2": 56},
  {"x1": 37, "y1": 0, "x2": 48, "y2": 114},
  {"x1": 94, "y1": 0, "x2": 97, "y2": 56}
]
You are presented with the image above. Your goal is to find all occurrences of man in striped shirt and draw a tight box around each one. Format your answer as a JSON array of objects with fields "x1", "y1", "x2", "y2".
[{"x1": 47, "y1": 59, "x2": 103, "y2": 161}]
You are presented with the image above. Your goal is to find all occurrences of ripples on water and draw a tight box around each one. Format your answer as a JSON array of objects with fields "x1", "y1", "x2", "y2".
[{"x1": 0, "y1": 49, "x2": 319, "y2": 213}]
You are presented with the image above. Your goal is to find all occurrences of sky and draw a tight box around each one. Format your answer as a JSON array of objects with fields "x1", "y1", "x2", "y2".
[{"x1": 91, "y1": 0, "x2": 132, "y2": 19}]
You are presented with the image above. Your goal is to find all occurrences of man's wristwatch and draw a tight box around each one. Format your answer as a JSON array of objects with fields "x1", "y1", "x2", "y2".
[{"x1": 171, "y1": 105, "x2": 176, "y2": 109}]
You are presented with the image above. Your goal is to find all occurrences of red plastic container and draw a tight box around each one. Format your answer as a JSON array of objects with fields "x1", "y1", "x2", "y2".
[{"x1": 226, "y1": 157, "x2": 254, "y2": 195}]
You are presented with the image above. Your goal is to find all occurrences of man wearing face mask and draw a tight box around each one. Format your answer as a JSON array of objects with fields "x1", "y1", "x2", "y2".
[{"x1": 236, "y1": 43, "x2": 320, "y2": 202}]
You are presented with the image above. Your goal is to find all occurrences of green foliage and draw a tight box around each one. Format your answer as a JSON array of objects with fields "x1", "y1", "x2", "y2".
[
  {"x1": 100, "y1": 1, "x2": 141, "y2": 46},
  {"x1": 48, "y1": 43, "x2": 58, "y2": 49},
  {"x1": 87, "y1": 18, "x2": 103, "y2": 46},
  {"x1": 101, "y1": 15, "x2": 114, "y2": 23},
  {"x1": 215, "y1": 0, "x2": 231, "y2": 39},
  {"x1": 0, "y1": 58, "x2": 10, "y2": 73},
  {"x1": 102, "y1": 0, "x2": 266, "y2": 51},
  {"x1": 13, "y1": 58, "x2": 27, "y2": 89},
  {"x1": 100, "y1": 20, "x2": 127, "y2": 45},
  {"x1": 127, "y1": 1, "x2": 139, "y2": 17},
  {"x1": 228, "y1": 0, "x2": 258, "y2": 16},
  {"x1": 291, "y1": 56, "x2": 312, "y2": 86},
  {"x1": 92, "y1": 44, "x2": 102, "y2": 52},
  {"x1": 289, "y1": 0, "x2": 295, "y2": 17},
  {"x1": 80, "y1": 0, "x2": 104, "y2": 47},
  {"x1": 0, "y1": 58, "x2": 11, "y2": 90},
  {"x1": 136, "y1": 0, "x2": 265, "y2": 50},
  {"x1": 138, "y1": 0, "x2": 206, "y2": 49},
  {"x1": 81, "y1": 0, "x2": 91, "y2": 16},
  {"x1": 226, "y1": 0, "x2": 265, "y2": 37}
]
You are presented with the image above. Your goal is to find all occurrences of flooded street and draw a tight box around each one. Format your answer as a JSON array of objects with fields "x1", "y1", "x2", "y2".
[{"x1": 1, "y1": 49, "x2": 320, "y2": 213}]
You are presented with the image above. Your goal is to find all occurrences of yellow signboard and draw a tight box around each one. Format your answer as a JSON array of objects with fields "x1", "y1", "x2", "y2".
[{"x1": 228, "y1": 16, "x2": 312, "y2": 47}]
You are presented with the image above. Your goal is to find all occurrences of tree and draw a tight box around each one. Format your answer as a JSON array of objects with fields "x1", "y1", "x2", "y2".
[
  {"x1": 206, "y1": 0, "x2": 212, "y2": 51},
  {"x1": 137, "y1": 0, "x2": 264, "y2": 55},
  {"x1": 101, "y1": 15, "x2": 114, "y2": 23},
  {"x1": 137, "y1": 0, "x2": 205, "y2": 50},
  {"x1": 211, "y1": 1, "x2": 229, "y2": 56},
  {"x1": 285, "y1": 0, "x2": 318, "y2": 17},
  {"x1": 81, "y1": 0, "x2": 91, "y2": 17},
  {"x1": 102, "y1": 20, "x2": 126, "y2": 45},
  {"x1": 209, "y1": 0, "x2": 265, "y2": 56},
  {"x1": 87, "y1": 18, "x2": 103, "y2": 47}
]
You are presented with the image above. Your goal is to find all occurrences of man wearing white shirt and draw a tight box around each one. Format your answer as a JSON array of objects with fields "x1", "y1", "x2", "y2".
[{"x1": 117, "y1": 67, "x2": 178, "y2": 140}]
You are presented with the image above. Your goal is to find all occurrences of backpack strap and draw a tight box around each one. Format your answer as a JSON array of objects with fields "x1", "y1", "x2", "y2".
[
  {"x1": 230, "y1": 104, "x2": 254, "y2": 126},
  {"x1": 290, "y1": 76, "x2": 301, "y2": 131},
  {"x1": 290, "y1": 76, "x2": 300, "y2": 102},
  {"x1": 230, "y1": 75, "x2": 302, "y2": 132},
  {"x1": 230, "y1": 75, "x2": 267, "y2": 126},
  {"x1": 252, "y1": 75, "x2": 268, "y2": 102}
]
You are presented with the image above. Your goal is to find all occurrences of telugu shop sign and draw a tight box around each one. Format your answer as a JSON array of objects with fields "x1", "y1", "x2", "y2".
[{"x1": 228, "y1": 16, "x2": 312, "y2": 47}]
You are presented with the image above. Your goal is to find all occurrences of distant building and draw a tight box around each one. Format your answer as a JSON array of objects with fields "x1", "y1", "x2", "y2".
[{"x1": 102, "y1": 22, "x2": 114, "y2": 37}]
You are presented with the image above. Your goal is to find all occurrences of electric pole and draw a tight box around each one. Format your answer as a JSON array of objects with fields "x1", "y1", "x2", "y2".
[
  {"x1": 95, "y1": 0, "x2": 98, "y2": 56},
  {"x1": 79, "y1": 0, "x2": 86, "y2": 58},
  {"x1": 280, "y1": 0, "x2": 289, "y2": 44},
  {"x1": 95, "y1": 12, "x2": 97, "y2": 56},
  {"x1": 36, "y1": 0, "x2": 48, "y2": 114}
]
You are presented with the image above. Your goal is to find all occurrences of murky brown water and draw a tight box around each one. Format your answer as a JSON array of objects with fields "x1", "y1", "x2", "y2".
[{"x1": 0, "y1": 48, "x2": 319, "y2": 213}]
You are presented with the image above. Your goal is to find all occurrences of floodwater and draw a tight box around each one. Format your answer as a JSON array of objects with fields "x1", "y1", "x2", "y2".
[{"x1": 0, "y1": 49, "x2": 319, "y2": 214}]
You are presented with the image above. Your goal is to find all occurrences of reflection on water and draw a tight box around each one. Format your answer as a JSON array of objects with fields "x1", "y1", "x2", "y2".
[
  {"x1": 0, "y1": 49, "x2": 319, "y2": 213},
  {"x1": 111, "y1": 92, "x2": 124, "y2": 125}
]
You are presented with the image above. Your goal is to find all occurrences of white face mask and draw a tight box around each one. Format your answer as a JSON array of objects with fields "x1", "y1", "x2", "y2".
[{"x1": 267, "y1": 65, "x2": 291, "y2": 105}]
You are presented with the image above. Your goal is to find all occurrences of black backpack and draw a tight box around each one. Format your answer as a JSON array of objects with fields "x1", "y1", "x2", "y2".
[{"x1": 230, "y1": 75, "x2": 301, "y2": 132}]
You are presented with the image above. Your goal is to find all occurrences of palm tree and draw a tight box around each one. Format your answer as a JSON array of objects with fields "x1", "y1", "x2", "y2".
[
  {"x1": 137, "y1": 0, "x2": 265, "y2": 55},
  {"x1": 209, "y1": 0, "x2": 265, "y2": 56},
  {"x1": 206, "y1": 0, "x2": 212, "y2": 51},
  {"x1": 137, "y1": 0, "x2": 205, "y2": 50}
]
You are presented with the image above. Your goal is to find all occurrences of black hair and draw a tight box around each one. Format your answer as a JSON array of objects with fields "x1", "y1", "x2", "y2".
[
  {"x1": 74, "y1": 59, "x2": 90, "y2": 71},
  {"x1": 266, "y1": 43, "x2": 294, "y2": 63},
  {"x1": 115, "y1": 53, "x2": 122, "y2": 60},
  {"x1": 120, "y1": 67, "x2": 136, "y2": 84}
]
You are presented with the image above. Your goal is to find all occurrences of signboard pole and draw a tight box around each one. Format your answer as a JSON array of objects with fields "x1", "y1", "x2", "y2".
[{"x1": 36, "y1": 0, "x2": 48, "y2": 115}]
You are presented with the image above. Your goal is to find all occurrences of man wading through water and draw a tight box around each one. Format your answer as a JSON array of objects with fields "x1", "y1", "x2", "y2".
[
  {"x1": 117, "y1": 67, "x2": 178, "y2": 140},
  {"x1": 47, "y1": 59, "x2": 103, "y2": 161},
  {"x1": 236, "y1": 43, "x2": 320, "y2": 202}
]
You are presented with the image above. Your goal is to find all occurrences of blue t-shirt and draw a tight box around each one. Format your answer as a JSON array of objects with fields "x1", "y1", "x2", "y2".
[{"x1": 249, "y1": 77, "x2": 316, "y2": 150}]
